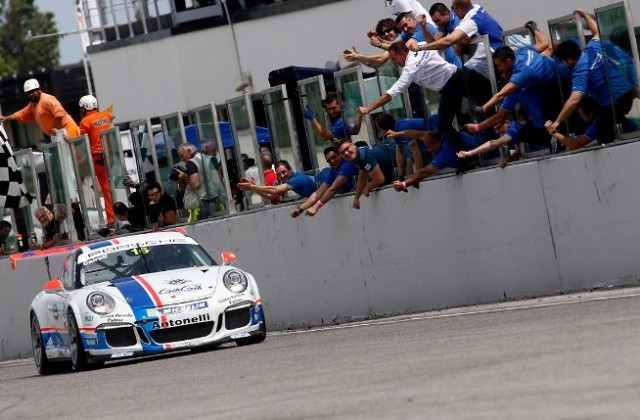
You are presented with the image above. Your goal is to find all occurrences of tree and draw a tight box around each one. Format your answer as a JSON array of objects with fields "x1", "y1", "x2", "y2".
[{"x1": 0, "y1": 0, "x2": 59, "y2": 77}]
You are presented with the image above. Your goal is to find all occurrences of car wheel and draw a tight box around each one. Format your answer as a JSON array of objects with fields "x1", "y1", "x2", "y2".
[
  {"x1": 68, "y1": 311, "x2": 89, "y2": 372},
  {"x1": 31, "y1": 315, "x2": 60, "y2": 375},
  {"x1": 235, "y1": 322, "x2": 266, "y2": 346}
]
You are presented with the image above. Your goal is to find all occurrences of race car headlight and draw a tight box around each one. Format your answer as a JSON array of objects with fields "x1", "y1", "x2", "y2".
[
  {"x1": 86, "y1": 292, "x2": 116, "y2": 315},
  {"x1": 223, "y1": 270, "x2": 248, "y2": 294}
]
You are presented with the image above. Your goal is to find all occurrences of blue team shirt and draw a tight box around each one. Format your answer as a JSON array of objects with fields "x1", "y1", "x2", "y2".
[
  {"x1": 431, "y1": 132, "x2": 484, "y2": 170},
  {"x1": 572, "y1": 39, "x2": 634, "y2": 106},
  {"x1": 354, "y1": 145, "x2": 395, "y2": 183},
  {"x1": 391, "y1": 118, "x2": 430, "y2": 145},
  {"x1": 285, "y1": 172, "x2": 316, "y2": 198},
  {"x1": 506, "y1": 121, "x2": 525, "y2": 143},
  {"x1": 442, "y1": 13, "x2": 460, "y2": 35},
  {"x1": 510, "y1": 46, "x2": 562, "y2": 89},
  {"x1": 319, "y1": 161, "x2": 357, "y2": 192},
  {"x1": 330, "y1": 117, "x2": 352, "y2": 140},
  {"x1": 467, "y1": 6, "x2": 503, "y2": 50},
  {"x1": 501, "y1": 89, "x2": 546, "y2": 128}
]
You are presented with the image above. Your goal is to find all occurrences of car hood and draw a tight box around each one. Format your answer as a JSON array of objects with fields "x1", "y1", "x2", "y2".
[{"x1": 105, "y1": 266, "x2": 221, "y2": 309}]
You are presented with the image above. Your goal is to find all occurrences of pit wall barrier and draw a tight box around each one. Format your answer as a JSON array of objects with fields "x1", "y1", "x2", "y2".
[{"x1": 2, "y1": 139, "x2": 640, "y2": 360}]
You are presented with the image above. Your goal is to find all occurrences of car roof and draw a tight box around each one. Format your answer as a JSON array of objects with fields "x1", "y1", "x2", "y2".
[{"x1": 76, "y1": 231, "x2": 198, "y2": 264}]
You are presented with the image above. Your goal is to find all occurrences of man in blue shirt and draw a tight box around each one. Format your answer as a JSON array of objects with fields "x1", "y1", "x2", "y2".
[
  {"x1": 389, "y1": 127, "x2": 484, "y2": 191},
  {"x1": 303, "y1": 93, "x2": 363, "y2": 143},
  {"x1": 396, "y1": 12, "x2": 462, "y2": 68},
  {"x1": 291, "y1": 146, "x2": 358, "y2": 218},
  {"x1": 376, "y1": 112, "x2": 434, "y2": 178},
  {"x1": 237, "y1": 160, "x2": 316, "y2": 201},
  {"x1": 429, "y1": 3, "x2": 460, "y2": 36},
  {"x1": 338, "y1": 142, "x2": 395, "y2": 209},
  {"x1": 548, "y1": 9, "x2": 639, "y2": 143}
]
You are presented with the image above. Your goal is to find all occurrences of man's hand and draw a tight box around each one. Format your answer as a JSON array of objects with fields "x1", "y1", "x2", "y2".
[
  {"x1": 407, "y1": 42, "x2": 422, "y2": 52},
  {"x1": 0, "y1": 115, "x2": 8, "y2": 123},
  {"x1": 305, "y1": 206, "x2": 319, "y2": 217},
  {"x1": 384, "y1": 129, "x2": 402, "y2": 138},
  {"x1": 237, "y1": 182, "x2": 253, "y2": 191},
  {"x1": 574, "y1": 9, "x2": 587, "y2": 18},
  {"x1": 464, "y1": 123, "x2": 481, "y2": 134},
  {"x1": 456, "y1": 150, "x2": 473, "y2": 159},
  {"x1": 545, "y1": 120, "x2": 560, "y2": 135},
  {"x1": 393, "y1": 180, "x2": 409, "y2": 192},
  {"x1": 352, "y1": 197, "x2": 360, "y2": 210},
  {"x1": 343, "y1": 47, "x2": 359, "y2": 62},
  {"x1": 357, "y1": 106, "x2": 370, "y2": 116},
  {"x1": 368, "y1": 34, "x2": 384, "y2": 49},
  {"x1": 290, "y1": 207, "x2": 302, "y2": 218}
]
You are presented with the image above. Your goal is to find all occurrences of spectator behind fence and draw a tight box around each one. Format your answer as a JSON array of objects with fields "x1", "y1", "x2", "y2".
[
  {"x1": 337, "y1": 142, "x2": 394, "y2": 210},
  {"x1": 201, "y1": 142, "x2": 228, "y2": 213},
  {"x1": 303, "y1": 93, "x2": 363, "y2": 143},
  {"x1": 145, "y1": 181, "x2": 177, "y2": 225},
  {"x1": 261, "y1": 151, "x2": 277, "y2": 186},
  {"x1": 0, "y1": 220, "x2": 15, "y2": 255},
  {"x1": 429, "y1": 3, "x2": 460, "y2": 36},
  {"x1": 415, "y1": 0, "x2": 503, "y2": 82},
  {"x1": 548, "y1": 10, "x2": 639, "y2": 144},
  {"x1": 36, "y1": 206, "x2": 69, "y2": 249},
  {"x1": 237, "y1": 160, "x2": 316, "y2": 202},
  {"x1": 291, "y1": 146, "x2": 358, "y2": 218},
  {"x1": 113, "y1": 202, "x2": 133, "y2": 234},
  {"x1": 376, "y1": 113, "x2": 432, "y2": 179}
]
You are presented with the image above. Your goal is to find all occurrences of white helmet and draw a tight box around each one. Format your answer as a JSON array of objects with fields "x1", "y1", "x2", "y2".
[
  {"x1": 23, "y1": 78, "x2": 40, "y2": 93},
  {"x1": 79, "y1": 95, "x2": 98, "y2": 111}
]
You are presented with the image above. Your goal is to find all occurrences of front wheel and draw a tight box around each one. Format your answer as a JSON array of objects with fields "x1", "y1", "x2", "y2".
[
  {"x1": 31, "y1": 315, "x2": 61, "y2": 375},
  {"x1": 68, "y1": 311, "x2": 89, "y2": 372}
]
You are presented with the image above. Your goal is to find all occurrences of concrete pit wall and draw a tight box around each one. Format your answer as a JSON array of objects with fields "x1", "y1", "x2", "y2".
[{"x1": 2, "y1": 141, "x2": 640, "y2": 360}]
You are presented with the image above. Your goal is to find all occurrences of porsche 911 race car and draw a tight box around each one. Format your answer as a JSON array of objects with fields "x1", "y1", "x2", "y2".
[{"x1": 26, "y1": 231, "x2": 266, "y2": 374}]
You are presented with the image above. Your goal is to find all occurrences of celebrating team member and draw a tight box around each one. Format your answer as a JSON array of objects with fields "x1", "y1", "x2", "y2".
[
  {"x1": 304, "y1": 93, "x2": 362, "y2": 143},
  {"x1": 238, "y1": 160, "x2": 316, "y2": 202},
  {"x1": 78, "y1": 95, "x2": 116, "y2": 225},
  {"x1": 337, "y1": 142, "x2": 394, "y2": 210},
  {"x1": 0, "y1": 79, "x2": 80, "y2": 140},
  {"x1": 548, "y1": 10, "x2": 639, "y2": 143},
  {"x1": 291, "y1": 146, "x2": 357, "y2": 218}
]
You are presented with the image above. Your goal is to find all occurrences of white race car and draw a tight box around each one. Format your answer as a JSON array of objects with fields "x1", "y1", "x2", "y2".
[{"x1": 27, "y1": 231, "x2": 266, "y2": 374}]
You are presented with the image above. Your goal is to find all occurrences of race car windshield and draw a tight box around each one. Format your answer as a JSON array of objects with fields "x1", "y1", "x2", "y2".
[{"x1": 79, "y1": 244, "x2": 217, "y2": 286}]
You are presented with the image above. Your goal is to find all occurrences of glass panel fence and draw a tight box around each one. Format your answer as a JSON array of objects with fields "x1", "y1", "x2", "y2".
[
  {"x1": 226, "y1": 96, "x2": 265, "y2": 210},
  {"x1": 298, "y1": 75, "x2": 330, "y2": 169},
  {"x1": 182, "y1": 105, "x2": 230, "y2": 220},
  {"x1": 548, "y1": 14, "x2": 586, "y2": 49},
  {"x1": 376, "y1": 60, "x2": 411, "y2": 122},
  {"x1": 42, "y1": 141, "x2": 79, "y2": 242},
  {"x1": 335, "y1": 66, "x2": 374, "y2": 144},
  {"x1": 503, "y1": 27, "x2": 533, "y2": 49},
  {"x1": 13, "y1": 149, "x2": 42, "y2": 242},
  {"x1": 595, "y1": 1, "x2": 640, "y2": 140},
  {"x1": 130, "y1": 119, "x2": 160, "y2": 185},
  {"x1": 157, "y1": 113, "x2": 184, "y2": 197},
  {"x1": 101, "y1": 128, "x2": 131, "y2": 210},
  {"x1": 67, "y1": 135, "x2": 105, "y2": 234},
  {"x1": 262, "y1": 85, "x2": 303, "y2": 172}
]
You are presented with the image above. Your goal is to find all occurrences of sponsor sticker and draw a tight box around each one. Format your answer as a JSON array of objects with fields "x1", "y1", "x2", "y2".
[
  {"x1": 158, "y1": 284, "x2": 202, "y2": 295},
  {"x1": 152, "y1": 313, "x2": 211, "y2": 329},
  {"x1": 157, "y1": 301, "x2": 208, "y2": 316}
]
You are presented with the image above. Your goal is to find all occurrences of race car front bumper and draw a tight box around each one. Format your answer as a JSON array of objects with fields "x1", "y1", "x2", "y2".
[{"x1": 82, "y1": 300, "x2": 265, "y2": 359}]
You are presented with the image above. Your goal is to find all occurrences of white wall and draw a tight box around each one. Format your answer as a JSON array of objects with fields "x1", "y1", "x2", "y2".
[
  {"x1": 90, "y1": 0, "x2": 640, "y2": 122},
  {"x1": 3, "y1": 140, "x2": 640, "y2": 360}
]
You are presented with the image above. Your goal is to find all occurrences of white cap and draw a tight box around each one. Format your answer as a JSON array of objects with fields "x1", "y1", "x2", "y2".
[
  {"x1": 78, "y1": 95, "x2": 98, "y2": 111},
  {"x1": 23, "y1": 79, "x2": 40, "y2": 93}
]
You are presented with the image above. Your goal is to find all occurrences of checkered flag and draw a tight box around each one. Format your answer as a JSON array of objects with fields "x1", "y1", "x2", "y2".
[{"x1": 0, "y1": 124, "x2": 32, "y2": 209}]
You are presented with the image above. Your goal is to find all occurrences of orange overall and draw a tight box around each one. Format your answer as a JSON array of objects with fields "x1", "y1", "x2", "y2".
[
  {"x1": 11, "y1": 93, "x2": 81, "y2": 139},
  {"x1": 79, "y1": 110, "x2": 115, "y2": 225}
]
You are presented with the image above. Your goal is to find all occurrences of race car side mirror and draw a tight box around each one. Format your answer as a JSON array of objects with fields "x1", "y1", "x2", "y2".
[
  {"x1": 43, "y1": 278, "x2": 64, "y2": 293},
  {"x1": 221, "y1": 251, "x2": 237, "y2": 265}
]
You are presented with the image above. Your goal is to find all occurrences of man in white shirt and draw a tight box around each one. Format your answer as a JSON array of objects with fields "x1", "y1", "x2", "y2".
[
  {"x1": 386, "y1": 0, "x2": 432, "y2": 22},
  {"x1": 358, "y1": 41, "x2": 492, "y2": 142}
]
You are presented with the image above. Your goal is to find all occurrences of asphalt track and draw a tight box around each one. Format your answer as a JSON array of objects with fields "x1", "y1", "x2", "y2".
[{"x1": 1, "y1": 288, "x2": 640, "y2": 420}]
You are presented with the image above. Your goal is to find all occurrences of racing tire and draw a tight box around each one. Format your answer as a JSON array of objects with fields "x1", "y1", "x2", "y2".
[
  {"x1": 235, "y1": 322, "x2": 266, "y2": 346},
  {"x1": 31, "y1": 314, "x2": 68, "y2": 375},
  {"x1": 68, "y1": 311, "x2": 89, "y2": 372}
]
